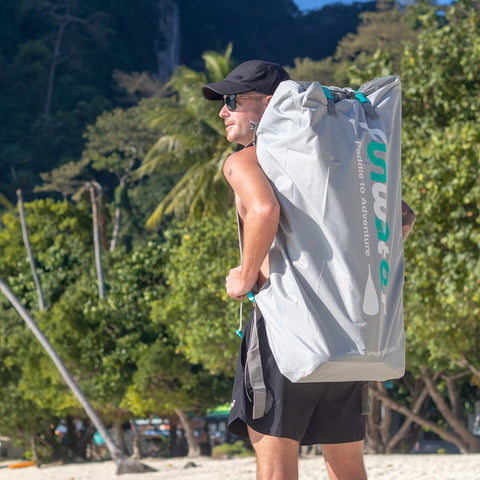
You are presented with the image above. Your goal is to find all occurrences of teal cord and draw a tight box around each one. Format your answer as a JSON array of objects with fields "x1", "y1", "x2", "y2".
[{"x1": 236, "y1": 291, "x2": 255, "y2": 339}]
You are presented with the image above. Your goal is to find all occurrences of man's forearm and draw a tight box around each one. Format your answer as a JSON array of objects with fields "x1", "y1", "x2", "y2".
[{"x1": 239, "y1": 202, "x2": 279, "y2": 287}]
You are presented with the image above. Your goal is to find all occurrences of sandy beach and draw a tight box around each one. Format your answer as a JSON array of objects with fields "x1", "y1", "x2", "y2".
[{"x1": 1, "y1": 454, "x2": 479, "y2": 480}]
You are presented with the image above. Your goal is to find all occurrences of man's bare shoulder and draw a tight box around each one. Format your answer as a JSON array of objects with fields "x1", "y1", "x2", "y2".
[{"x1": 223, "y1": 145, "x2": 258, "y2": 180}]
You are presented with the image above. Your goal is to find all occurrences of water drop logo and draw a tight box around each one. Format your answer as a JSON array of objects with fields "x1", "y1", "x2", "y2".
[{"x1": 363, "y1": 264, "x2": 379, "y2": 315}]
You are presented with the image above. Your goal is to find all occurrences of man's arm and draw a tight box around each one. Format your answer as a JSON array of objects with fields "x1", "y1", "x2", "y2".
[{"x1": 223, "y1": 146, "x2": 280, "y2": 300}]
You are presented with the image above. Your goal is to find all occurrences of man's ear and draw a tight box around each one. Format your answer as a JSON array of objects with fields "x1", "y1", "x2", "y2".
[{"x1": 265, "y1": 95, "x2": 273, "y2": 107}]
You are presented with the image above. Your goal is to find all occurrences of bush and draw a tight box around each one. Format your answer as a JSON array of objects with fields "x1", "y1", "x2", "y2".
[{"x1": 211, "y1": 441, "x2": 254, "y2": 459}]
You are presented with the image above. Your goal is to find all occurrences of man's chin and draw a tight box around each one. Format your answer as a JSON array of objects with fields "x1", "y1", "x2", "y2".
[
  {"x1": 227, "y1": 132, "x2": 248, "y2": 146},
  {"x1": 226, "y1": 131, "x2": 238, "y2": 144}
]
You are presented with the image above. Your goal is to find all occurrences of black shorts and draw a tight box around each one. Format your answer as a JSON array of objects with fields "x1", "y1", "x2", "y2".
[{"x1": 227, "y1": 312, "x2": 368, "y2": 445}]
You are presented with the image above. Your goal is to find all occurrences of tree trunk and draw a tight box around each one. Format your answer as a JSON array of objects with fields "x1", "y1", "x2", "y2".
[
  {"x1": 373, "y1": 382, "x2": 470, "y2": 453},
  {"x1": 366, "y1": 394, "x2": 384, "y2": 453},
  {"x1": 376, "y1": 382, "x2": 392, "y2": 448},
  {"x1": 169, "y1": 414, "x2": 178, "y2": 457},
  {"x1": 30, "y1": 434, "x2": 40, "y2": 466},
  {"x1": 89, "y1": 183, "x2": 105, "y2": 299},
  {"x1": 421, "y1": 368, "x2": 480, "y2": 452},
  {"x1": 443, "y1": 373, "x2": 467, "y2": 419},
  {"x1": 0, "y1": 278, "x2": 154, "y2": 474},
  {"x1": 109, "y1": 206, "x2": 122, "y2": 252},
  {"x1": 114, "y1": 416, "x2": 128, "y2": 454},
  {"x1": 110, "y1": 152, "x2": 137, "y2": 252},
  {"x1": 98, "y1": 194, "x2": 109, "y2": 251},
  {"x1": 459, "y1": 355, "x2": 480, "y2": 383},
  {"x1": 131, "y1": 428, "x2": 142, "y2": 460},
  {"x1": 382, "y1": 382, "x2": 429, "y2": 453},
  {"x1": 17, "y1": 190, "x2": 46, "y2": 311},
  {"x1": 174, "y1": 408, "x2": 200, "y2": 458},
  {"x1": 45, "y1": 9, "x2": 70, "y2": 116}
]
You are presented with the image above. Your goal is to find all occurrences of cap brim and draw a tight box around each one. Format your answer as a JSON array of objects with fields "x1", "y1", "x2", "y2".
[{"x1": 202, "y1": 80, "x2": 252, "y2": 100}]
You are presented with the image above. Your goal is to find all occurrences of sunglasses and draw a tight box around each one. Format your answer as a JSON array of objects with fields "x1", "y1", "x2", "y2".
[{"x1": 222, "y1": 94, "x2": 264, "y2": 111}]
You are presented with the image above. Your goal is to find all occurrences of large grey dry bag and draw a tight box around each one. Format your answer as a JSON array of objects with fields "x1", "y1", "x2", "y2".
[{"x1": 251, "y1": 76, "x2": 405, "y2": 390}]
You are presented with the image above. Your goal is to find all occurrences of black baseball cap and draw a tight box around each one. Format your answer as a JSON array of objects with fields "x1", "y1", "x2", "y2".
[{"x1": 202, "y1": 60, "x2": 290, "y2": 101}]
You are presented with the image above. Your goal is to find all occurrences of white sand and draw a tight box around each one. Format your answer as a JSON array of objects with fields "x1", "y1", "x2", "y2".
[{"x1": 1, "y1": 454, "x2": 479, "y2": 480}]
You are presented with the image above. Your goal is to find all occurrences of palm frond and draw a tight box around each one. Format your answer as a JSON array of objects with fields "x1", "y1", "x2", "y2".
[
  {"x1": 140, "y1": 135, "x2": 182, "y2": 174},
  {"x1": 202, "y1": 44, "x2": 234, "y2": 83},
  {"x1": 142, "y1": 48, "x2": 239, "y2": 227},
  {"x1": 0, "y1": 193, "x2": 13, "y2": 209},
  {"x1": 145, "y1": 143, "x2": 236, "y2": 230}
]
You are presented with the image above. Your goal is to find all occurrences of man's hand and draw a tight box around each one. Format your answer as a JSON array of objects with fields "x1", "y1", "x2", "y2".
[
  {"x1": 401, "y1": 200, "x2": 416, "y2": 241},
  {"x1": 226, "y1": 265, "x2": 257, "y2": 300}
]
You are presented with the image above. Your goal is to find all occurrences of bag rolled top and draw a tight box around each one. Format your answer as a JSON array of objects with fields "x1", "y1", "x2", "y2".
[{"x1": 254, "y1": 76, "x2": 405, "y2": 383}]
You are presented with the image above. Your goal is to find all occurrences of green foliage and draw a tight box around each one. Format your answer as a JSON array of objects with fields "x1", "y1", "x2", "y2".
[
  {"x1": 37, "y1": 241, "x2": 166, "y2": 406},
  {"x1": 0, "y1": 304, "x2": 62, "y2": 445},
  {"x1": 0, "y1": 195, "x2": 237, "y2": 449},
  {"x1": 82, "y1": 96, "x2": 175, "y2": 242},
  {"x1": 0, "y1": 199, "x2": 94, "y2": 444},
  {"x1": 399, "y1": 0, "x2": 480, "y2": 371},
  {"x1": 152, "y1": 209, "x2": 245, "y2": 377},
  {"x1": 177, "y1": 0, "x2": 298, "y2": 67},
  {"x1": 0, "y1": 0, "x2": 159, "y2": 203},
  {"x1": 335, "y1": 0, "x2": 419, "y2": 74},
  {"x1": 288, "y1": 1, "x2": 480, "y2": 443},
  {"x1": 1, "y1": 0, "x2": 373, "y2": 207},
  {"x1": 83, "y1": 98, "x2": 163, "y2": 176},
  {"x1": 111, "y1": 70, "x2": 165, "y2": 104},
  {"x1": 0, "y1": 201, "x2": 166, "y2": 440},
  {"x1": 5, "y1": 0, "x2": 480, "y2": 454},
  {"x1": 289, "y1": 0, "x2": 422, "y2": 87},
  {"x1": 211, "y1": 440, "x2": 254, "y2": 459},
  {"x1": 286, "y1": 56, "x2": 350, "y2": 87},
  {"x1": 294, "y1": 1, "x2": 376, "y2": 66},
  {"x1": 0, "y1": 199, "x2": 92, "y2": 308},
  {"x1": 35, "y1": 159, "x2": 91, "y2": 199},
  {"x1": 177, "y1": 0, "x2": 373, "y2": 68},
  {"x1": 122, "y1": 335, "x2": 231, "y2": 417},
  {"x1": 36, "y1": 96, "x2": 176, "y2": 247},
  {"x1": 142, "y1": 48, "x2": 237, "y2": 227}
]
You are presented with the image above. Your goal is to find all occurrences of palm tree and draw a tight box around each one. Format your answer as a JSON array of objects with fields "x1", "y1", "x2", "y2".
[
  {"x1": 141, "y1": 46, "x2": 238, "y2": 228},
  {"x1": 16, "y1": 190, "x2": 46, "y2": 311},
  {"x1": 87, "y1": 181, "x2": 106, "y2": 299}
]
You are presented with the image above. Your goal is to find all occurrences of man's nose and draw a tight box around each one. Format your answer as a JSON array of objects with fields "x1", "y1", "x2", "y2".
[{"x1": 219, "y1": 103, "x2": 229, "y2": 118}]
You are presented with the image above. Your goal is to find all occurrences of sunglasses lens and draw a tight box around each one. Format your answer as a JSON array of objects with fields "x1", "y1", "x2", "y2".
[{"x1": 223, "y1": 95, "x2": 236, "y2": 111}]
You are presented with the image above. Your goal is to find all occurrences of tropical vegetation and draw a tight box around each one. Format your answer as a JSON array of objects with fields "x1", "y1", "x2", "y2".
[{"x1": 0, "y1": 0, "x2": 479, "y2": 467}]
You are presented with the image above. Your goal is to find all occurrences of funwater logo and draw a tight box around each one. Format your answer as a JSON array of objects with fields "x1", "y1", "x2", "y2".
[
  {"x1": 356, "y1": 137, "x2": 390, "y2": 317},
  {"x1": 368, "y1": 141, "x2": 390, "y2": 315}
]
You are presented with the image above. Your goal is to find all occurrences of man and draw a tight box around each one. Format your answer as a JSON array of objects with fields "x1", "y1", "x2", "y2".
[{"x1": 202, "y1": 61, "x2": 413, "y2": 480}]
